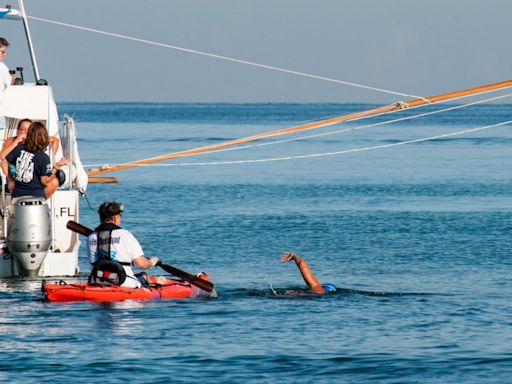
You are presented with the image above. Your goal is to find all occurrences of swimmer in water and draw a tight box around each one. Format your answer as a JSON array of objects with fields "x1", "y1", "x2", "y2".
[{"x1": 280, "y1": 252, "x2": 336, "y2": 294}]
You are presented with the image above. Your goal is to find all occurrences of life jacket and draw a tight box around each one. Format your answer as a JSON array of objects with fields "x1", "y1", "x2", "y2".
[{"x1": 89, "y1": 223, "x2": 130, "y2": 286}]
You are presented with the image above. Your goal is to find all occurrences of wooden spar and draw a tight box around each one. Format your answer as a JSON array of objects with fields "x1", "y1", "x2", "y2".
[
  {"x1": 88, "y1": 176, "x2": 119, "y2": 184},
  {"x1": 87, "y1": 80, "x2": 512, "y2": 177}
]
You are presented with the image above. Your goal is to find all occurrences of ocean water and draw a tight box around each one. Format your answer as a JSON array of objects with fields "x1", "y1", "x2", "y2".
[{"x1": 1, "y1": 102, "x2": 511, "y2": 383}]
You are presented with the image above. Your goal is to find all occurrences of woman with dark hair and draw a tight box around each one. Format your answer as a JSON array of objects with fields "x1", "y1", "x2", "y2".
[
  {"x1": 1, "y1": 119, "x2": 60, "y2": 162},
  {"x1": 1, "y1": 121, "x2": 67, "y2": 199},
  {"x1": 0, "y1": 118, "x2": 31, "y2": 161}
]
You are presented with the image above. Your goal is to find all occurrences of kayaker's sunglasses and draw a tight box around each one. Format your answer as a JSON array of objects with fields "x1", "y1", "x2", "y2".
[{"x1": 112, "y1": 203, "x2": 123, "y2": 216}]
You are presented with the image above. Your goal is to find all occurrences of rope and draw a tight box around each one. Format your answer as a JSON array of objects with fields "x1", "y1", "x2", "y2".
[
  {"x1": 110, "y1": 120, "x2": 512, "y2": 167},
  {"x1": 27, "y1": 15, "x2": 427, "y2": 101}
]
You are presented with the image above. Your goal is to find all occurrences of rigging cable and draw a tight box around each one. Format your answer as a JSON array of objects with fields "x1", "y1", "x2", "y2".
[{"x1": 27, "y1": 15, "x2": 427, "y2": 101}]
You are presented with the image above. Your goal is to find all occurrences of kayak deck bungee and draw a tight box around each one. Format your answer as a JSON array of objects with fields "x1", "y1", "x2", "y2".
[{"x1": 42, "y1": 274, "x2": 213, "y2": 302}]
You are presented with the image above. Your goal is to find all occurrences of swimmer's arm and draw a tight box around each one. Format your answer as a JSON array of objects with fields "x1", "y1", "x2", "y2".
[{"x1": 281, "y1": 252, "x2": 326, "y2": 294}]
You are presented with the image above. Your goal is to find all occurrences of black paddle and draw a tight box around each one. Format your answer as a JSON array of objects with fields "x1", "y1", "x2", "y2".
[{"x1": 66, "y1": 220, "x2": 215, "y2": 292}]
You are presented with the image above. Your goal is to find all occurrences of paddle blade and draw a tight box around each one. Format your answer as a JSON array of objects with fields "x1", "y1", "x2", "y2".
[
  {"x1": 67, "y1": 220, "x2": 93, "y2": 236},
  {"x1": 157, "y1": 262, "x2": 215, "y2": 292}
]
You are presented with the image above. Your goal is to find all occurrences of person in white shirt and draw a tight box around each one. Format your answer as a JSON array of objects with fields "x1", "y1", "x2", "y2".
[
  {"x1": 0, "y1": 37, "x2": 15, "y2": 130},
  {"x1": 87, "y1": 201, "x2": 160, "y2": 288},
  {"x1": 0, "y1": 37, "x2": 14, "y2": 92}
]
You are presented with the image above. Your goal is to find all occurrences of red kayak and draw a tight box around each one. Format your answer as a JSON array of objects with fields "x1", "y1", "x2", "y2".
[{"x1": 42, "y1": 274, "x2": 214, "y2": 302}]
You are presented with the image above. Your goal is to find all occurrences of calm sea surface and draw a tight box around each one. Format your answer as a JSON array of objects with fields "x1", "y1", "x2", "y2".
[{"x1": 1, "y1": 103, "x2": 511, "y2": 383}]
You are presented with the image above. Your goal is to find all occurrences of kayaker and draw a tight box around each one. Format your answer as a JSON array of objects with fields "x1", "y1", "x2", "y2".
[
  {"x1": 280, "y1": 252, "x2": 336, "y2": 294},
  {"x1": 87, "y1": 201, "x2": 160, "y2": 288}
]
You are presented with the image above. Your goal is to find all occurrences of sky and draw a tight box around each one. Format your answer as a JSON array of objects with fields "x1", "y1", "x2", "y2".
[{"x1": 1, "y1": 0, "x2": 511, "y2": 103}]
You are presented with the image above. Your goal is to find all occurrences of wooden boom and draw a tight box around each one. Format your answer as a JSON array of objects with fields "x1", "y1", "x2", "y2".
[{"x1": 87, "y1": 80, "x2": 512, "y2": 177}]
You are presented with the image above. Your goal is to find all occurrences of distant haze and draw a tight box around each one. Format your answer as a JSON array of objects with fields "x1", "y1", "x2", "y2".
[{"x1": 2, "y1": 0, "x2": 511, "y2": 103}]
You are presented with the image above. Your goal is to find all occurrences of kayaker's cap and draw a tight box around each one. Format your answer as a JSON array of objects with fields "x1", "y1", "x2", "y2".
[
  {"x1": 99, "y1": 201, "x2": 124, "y2": 220},
  {"x1": 322, "y1": 283, "x2": 337, "y2": 292}
]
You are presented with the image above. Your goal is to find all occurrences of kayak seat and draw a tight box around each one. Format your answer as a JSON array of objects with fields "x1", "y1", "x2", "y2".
[{"x1": 89, "y1": 259, "x2": 127, "y2": 286}]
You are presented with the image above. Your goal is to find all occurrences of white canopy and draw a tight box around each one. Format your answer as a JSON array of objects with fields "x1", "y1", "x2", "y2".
[{"x1": 1, "y1": 84, "x2": 60, "y2": 137}]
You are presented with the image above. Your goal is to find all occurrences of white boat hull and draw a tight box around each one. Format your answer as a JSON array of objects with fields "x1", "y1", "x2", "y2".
[{"x1": 0, "y1": 190, "x2": 81, "y2": 278}]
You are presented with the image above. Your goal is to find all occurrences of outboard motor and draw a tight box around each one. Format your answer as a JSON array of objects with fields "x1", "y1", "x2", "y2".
[{"x1": 7, "y1": 197, "x2": 51, "y2": 277}]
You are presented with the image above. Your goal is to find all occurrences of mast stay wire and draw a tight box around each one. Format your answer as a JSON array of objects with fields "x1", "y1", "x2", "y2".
[{"x1": 27, "y1": 15, "x2": 428, "y2": 101}]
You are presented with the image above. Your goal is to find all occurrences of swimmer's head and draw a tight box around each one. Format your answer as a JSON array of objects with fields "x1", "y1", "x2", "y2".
[{"x1": 322, "y1": 283, "x2": 337, "y2": 292}]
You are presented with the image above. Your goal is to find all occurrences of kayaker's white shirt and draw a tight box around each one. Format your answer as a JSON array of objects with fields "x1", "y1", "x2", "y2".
[{"x1": 87, "y1": 228, "x2": 145, "y2": 288}]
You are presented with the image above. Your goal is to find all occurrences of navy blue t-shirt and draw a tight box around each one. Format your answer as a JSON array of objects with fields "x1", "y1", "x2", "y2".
[{"x1": 6, "y1": 144, "x2": 52, "y2": 198}]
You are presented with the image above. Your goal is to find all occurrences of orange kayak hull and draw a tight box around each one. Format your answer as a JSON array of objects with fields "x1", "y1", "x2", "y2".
[{"x1": 42, "y1": 275, "x2": 212, "y2": 302}]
